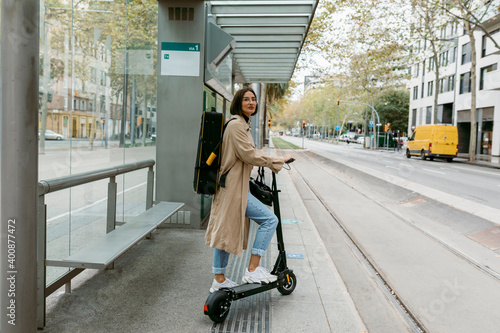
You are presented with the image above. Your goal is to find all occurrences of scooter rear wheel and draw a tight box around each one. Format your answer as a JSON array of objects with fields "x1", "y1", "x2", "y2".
[
  {"x1": 205, "y1": 290, "x2": 231, "y2": 323},
  {"x1": 278, "y1": 271, "x2": 297, "y2": 295}
]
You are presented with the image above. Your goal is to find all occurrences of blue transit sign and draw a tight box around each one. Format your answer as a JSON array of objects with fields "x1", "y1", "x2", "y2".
[{"x1": 335, "y1": 125, "x2": 341, "y2": 131}]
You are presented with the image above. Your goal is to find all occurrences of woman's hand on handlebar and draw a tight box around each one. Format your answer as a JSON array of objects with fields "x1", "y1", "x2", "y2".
[{"x1": 283, "y1": 154, "x2": 295, "y2": 164}]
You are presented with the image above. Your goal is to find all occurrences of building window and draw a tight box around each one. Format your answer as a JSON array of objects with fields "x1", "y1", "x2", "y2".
[
  {"x1": 443, "y1": 50, "x2": 449, "y2": 66},
  {"x1": 449, "y1": 74, "x2": 455, "y2": 92},
  {"x1": 413, "y1": 86, "x2": 418, "y2": 100},
  {"x1": 428, "y1": 57, "x2": 435, "y2": 72},
  {"x1": 441, "y1": 26, "x2": 446, "y2": 39},
  {"x1": 73, "y1": 99, "x2": 78, "y2": 110},
  {"x1": 482, "y1": 35, "x2": 487, "y2": 57},
  {"x1": 460, "y1": 72, "x2": 471, "y2": 94},
  {"x1": 461, "y1": 42, "x2": 471, "y2": 65},
  {"x1": 439, "y1": 78, "x2": 445, "y2": 94},
  {"x1": 426, "y1": 106, "x2": 432, "y2": 124},
  {"x1": 427, "y1": 81, "x2": 434, "y2": 96},
  {"x1": 482, "y1": 29, "x2": 500, "y2": 57},
  {"x1": 452, "y1": 21, "x2": 459, "y2": 36},
  {"x1": 450, "y1": 46, "x2": 457, "y2": 64},
  {"x1": 421, "y1": 82, "x2": 424, "y2": 98},
  {"x1": 480, "y1": 63, "x2": 498, "y2": 90}
]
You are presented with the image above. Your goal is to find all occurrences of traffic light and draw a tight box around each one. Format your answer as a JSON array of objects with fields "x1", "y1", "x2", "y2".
[
  {"x1": 384, "y1": 124, "x2": 388, "y2": 132},
  {"x1": 268, "y1": 119, "x2": 272, "y2": 128},
  {"x1": 336, "y1": 99, "x2": 340, "y2": 105},
  {"x1": 302, "y1": 120, "x2": 306, "y2": 129}
]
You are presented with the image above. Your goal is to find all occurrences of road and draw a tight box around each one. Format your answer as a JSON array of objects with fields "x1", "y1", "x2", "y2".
[
  {"x1": 285, "y1": 136, "x2": 500, "y2": 211},
  {"x1": 275, "y1": 135, "x2": 500, "y2": 333}
]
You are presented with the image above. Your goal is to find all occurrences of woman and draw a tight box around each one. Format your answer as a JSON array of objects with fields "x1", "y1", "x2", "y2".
[{"x1": 205, "y1": 87, "x2": 293, "y2": 292}]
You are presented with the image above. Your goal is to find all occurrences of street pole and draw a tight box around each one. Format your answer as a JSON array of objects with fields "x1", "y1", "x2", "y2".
[
  {"x1": 302, "y1": 128, "x2": 304, "y2": 149},
  {"x1": 337, "y1": 102, "x2": 340, "y2": 142},
  {"x1": 1, "y1": 1, "x2": 39, "y2": 331}
]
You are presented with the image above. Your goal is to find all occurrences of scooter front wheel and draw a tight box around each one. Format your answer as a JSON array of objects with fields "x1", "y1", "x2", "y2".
[
  {"x1": 278, "y1": 271, "x2": 297, "y2": 295},
  {"x1": 204, "y1": 290, "x2": 231, "y2": 323}
]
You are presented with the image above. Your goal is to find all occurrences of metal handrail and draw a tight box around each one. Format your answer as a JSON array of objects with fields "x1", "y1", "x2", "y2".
[{"x1": 38, "y1": 159, "x2": 155, "y2": 195}]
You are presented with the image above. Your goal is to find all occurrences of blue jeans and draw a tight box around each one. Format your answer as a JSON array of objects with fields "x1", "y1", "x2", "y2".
[{"x1": 212, "y1": 193, "x2": 279, "y2": 274}]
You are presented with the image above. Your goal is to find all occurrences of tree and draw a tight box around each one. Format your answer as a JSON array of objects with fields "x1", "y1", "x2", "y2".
[{"x1": 374, "y1": 89, "x2": 410, "y2": 134}]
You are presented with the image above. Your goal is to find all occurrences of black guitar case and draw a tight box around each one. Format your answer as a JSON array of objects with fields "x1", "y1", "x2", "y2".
[{"x1": 193, "y1": 111, "x2": 225, "y2": 195}]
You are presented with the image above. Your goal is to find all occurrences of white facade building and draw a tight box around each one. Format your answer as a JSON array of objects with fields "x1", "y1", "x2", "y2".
[{"x1": 408, "y1": 14, "x2": 500, "y2": 157}]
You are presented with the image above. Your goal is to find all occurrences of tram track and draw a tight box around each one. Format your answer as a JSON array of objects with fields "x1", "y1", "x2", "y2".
[
  {"x1": 273, "y1": 142, "x2": 500, "y2": 332},
  {"x1": 274, "y1": 145, "x2": 425, "y2": 332}
]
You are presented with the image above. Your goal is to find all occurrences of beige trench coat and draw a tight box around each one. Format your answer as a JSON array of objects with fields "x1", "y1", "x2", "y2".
[{"x1": 205, "y1": 115, "x2": 285, "y2": 256}]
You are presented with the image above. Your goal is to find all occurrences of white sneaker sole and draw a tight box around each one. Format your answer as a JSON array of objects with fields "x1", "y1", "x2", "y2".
[
  {"x1": 210, "y1": 283, "x2": 238, "y2": 293},
  {"x1": 242, "y1": 275, "x2": 277, "y2": 284}
]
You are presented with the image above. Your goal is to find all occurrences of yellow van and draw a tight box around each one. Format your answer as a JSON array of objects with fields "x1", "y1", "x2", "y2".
[{"x1": 406, "y1": 125, "x2": 458, "y2": 162}]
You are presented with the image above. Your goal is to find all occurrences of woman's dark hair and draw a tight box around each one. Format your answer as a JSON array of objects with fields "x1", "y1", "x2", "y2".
[{"x1": 230, "y1": 87, "x2": 258, "y2": 116}]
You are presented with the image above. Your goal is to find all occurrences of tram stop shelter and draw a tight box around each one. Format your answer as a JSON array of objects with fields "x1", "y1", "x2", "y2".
[{"x1": 0, "y1": 0, "x2": 318, "y2": 332}]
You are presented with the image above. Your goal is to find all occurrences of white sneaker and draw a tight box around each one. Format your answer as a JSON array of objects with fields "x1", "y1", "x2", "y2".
[
  {"x1": 242, "y1": 267, "x2": 277, "y2": 284},
  {"x1": 210, "y1": 278, "x2": 238, "y2": 293}
]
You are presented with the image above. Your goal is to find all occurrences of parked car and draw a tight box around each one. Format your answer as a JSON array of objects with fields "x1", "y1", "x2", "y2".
[
  {"x1": 356, "y1": 135, "x2": 365, "y2": 144},
  {"x1": 150, "y1": 133, "x2": 156, "y2": 142},
  {"x1": 39, "y1": 130, "x2": 64, "y2": 140},
  {"x1": 339, "y1": 133, "x2": 356, "y2": 142},
  {"x1": 406, "y1": 124, "x2": 458, "y2": 162}
]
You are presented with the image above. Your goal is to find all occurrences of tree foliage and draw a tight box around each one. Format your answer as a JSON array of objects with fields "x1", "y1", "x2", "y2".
[{"x1": 374, "y1": 89, "x2": 410, "y2": 133}]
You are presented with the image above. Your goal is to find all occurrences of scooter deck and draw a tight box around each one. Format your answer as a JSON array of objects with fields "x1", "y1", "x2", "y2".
[{"x1": 224, "y1": 281, "x2": 279, "y2": 300}]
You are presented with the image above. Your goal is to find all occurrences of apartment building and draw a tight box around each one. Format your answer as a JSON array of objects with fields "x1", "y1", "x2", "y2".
[{"x1": 408, "y1": 14, "x2": 500, "y2": 157}]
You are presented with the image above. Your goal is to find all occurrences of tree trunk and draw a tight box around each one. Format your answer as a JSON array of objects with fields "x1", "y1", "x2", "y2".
[
  {"x1": 141, "y1": 77, "x2": 148, "y2": 146},
  {"x1": 112, "y1": 92, "x2": 120, "y2": 139},
  {"x1": 40, "y1": 20, "x2": 51, "y2": 155},
  {"x1": 467, "y1": 22, "x2": 477, "y2": 162},
  {"x1": 259, "y1": 83, "x2": 267, "y2": 148}
]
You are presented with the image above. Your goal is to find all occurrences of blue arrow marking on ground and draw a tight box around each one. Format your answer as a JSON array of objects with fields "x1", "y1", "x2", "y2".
[
  {"x1": 286, "y1": 253, "x2": 304, "y2": 259},
  {"x1": 282, "y1": 219, "x2": 301, "y2": 224}
]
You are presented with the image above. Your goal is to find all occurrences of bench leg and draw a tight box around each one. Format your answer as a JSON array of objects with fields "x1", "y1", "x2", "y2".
[{"x1": 65, "y1": 281, "x2": 71, "y2": 294}]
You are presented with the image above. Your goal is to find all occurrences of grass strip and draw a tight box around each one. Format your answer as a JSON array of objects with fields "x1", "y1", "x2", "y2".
[{"x1": 271, "y1": 137, "x2": 301, "y2": 149}]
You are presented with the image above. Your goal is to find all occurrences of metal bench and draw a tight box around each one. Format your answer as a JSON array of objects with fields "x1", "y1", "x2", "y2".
[
  {"x1": 45, "y1": 201, "x2": 184, "y2": 270},
  {"x1": 37, "y1": 159, "x2": 185, "y2": 328}
]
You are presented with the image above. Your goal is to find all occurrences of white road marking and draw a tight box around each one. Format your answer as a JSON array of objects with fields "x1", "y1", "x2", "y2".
[
  {"x1": 47, "y1": 182, "x2": 147, "y2": 222},
  {"x1": 450, "y1": 165, "x2": 500, "y2": 177},
  {"x1": 423, "y1": 168, "x2": 446, "y2": 175}
]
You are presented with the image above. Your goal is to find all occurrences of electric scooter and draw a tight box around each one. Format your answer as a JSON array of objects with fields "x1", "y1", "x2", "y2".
[{"x1": 204, "y1": 160, "x2": 297, "y2": 323}]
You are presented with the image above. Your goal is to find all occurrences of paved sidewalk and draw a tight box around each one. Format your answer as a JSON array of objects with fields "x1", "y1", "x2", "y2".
[
  {"x1": 43, "y1": 157, "x2": 366, "y2": 332},
  {"x1": 454, "y1": 153, "x2": 500, "y2": 169}
]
